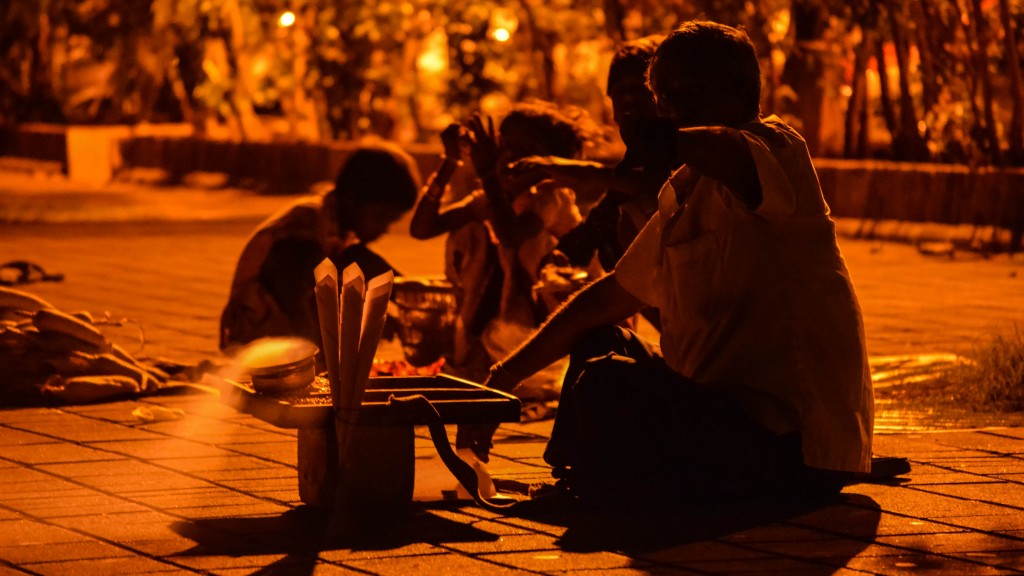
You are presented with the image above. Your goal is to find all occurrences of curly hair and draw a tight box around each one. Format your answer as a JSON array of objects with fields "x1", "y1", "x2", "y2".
[
  {"x1": 333, "y1": 139, "x2": 422, "y2": 214},
  {"x1": 499, "y1": 101, "x2": 585, "y2": 160}
]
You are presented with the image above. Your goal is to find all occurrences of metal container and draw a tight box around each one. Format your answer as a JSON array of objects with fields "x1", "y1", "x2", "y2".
[
  {"x1": 241, "y1": 337, "x2": 319, "y2": 394},
  {"x1": 391, "y1": 276, "x2": 458, "y2": 366}
]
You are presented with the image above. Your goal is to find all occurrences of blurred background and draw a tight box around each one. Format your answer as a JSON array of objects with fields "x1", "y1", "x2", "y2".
[{"x1": 3, "y1": 0, "x2": 1024, "y2": 166}]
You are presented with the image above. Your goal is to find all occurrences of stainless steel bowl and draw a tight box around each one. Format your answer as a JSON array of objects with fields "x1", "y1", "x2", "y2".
[{"x1": 241, "y1": 337, "x2": 319, "y2": 394}]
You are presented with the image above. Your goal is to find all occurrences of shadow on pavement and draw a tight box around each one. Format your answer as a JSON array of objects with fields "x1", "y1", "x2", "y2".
[
  {"x1": 170, "y1": 505, "x2": 500, "y2": 575},
  {"x1": 545, "y1": 493, "x2": 881, "y2": 572}
]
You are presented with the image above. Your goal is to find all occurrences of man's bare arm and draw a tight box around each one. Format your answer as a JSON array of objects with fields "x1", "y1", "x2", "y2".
[{"x1": 488, "y1": 272, "x2": 646, "y2": 391}]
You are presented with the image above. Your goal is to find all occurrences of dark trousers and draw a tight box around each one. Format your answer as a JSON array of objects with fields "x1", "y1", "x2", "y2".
[{"x1": 545, "y1": 326, "x2": 846, "y2": 503}]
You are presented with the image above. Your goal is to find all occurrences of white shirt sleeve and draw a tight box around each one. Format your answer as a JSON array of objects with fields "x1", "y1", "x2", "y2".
[
  {"x1": 743, "y1": 131, "x2": 796, "y2": 221},
  {"x1": 612, "y1": 209, "x2": 663, "y2": 308}
]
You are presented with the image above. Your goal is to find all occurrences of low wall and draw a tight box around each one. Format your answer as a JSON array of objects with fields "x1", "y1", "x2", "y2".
[
  {"x1": 3, "y1": 124, "x2": 1022, "y2": 249},
  {"x1": 120, "y1": 136, "x2": 449, "y2": 196},
  {"x1": 815, "y1": 159, "x2": 1024, "y2": 250}
]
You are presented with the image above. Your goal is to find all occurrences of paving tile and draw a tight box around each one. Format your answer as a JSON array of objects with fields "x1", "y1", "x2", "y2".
[
  {"x1": 876, "y1": 531, "x2": 1024, "y2": 559},
  {"x1": 933, "y1": 514, "x2": 1024, "y2": 533},
  {"x1": 0, "y1": 467, "x2": 65, "y2": 486},
  {"x1": 438, "y1": 532, "x2": 561, "y2": 554},
  {"x1": 52, "y1": 511, "x2": 185, "y2": 543},
  {"x1": 130, "y1": 490, "x2": 269, "y2": 510},
  {"x1": 868, "y1": 516, "x2": 970, "y2": 537},
  {"x1": 163, "y1": 552, "x2": 293, "y2": 570},
  {"x1": 986, "y1": 429, "x2": 1024, "y2": 441},
  {"x1": 218, "y1": 441, "x2": 298, "y2": 466},
  {"x1": 14, "y1": 420, "x2": 166, "y2": 444},
  {"x1": 171, "y1": 503, "x2": 292, "y2": 520},
  {"x1": 843, "y1": 485, "x2": 1016, "y2": 518},
  {"x1": 213, "y1": 476, "x2": 296, "y2": 492},
  {"x1": 0, "y1": 539, "x2": 133, "y2": 564},
  {"x1": 905, "y1": 461, "x2": 997, "y2": 477},
  {"x1": 0, "y1": 520, "x2": 88, "y2": 547},
  {"x1": 6, "y1": 493, "x2": 149, "y2": 519},
  {"x1": 0, "y1": 428, "x2": 60, "y2": 447},
  {"x1": 0, "y1": 566, "x2": 40, "y2": 576},
  {"x1": 910, "y1": 484, "x2": 1024, "y2": 510},
  {"x1": 19, "y1": 555, "x2": 189, "y2": 576},
  {"x1": 345, "y1": 550, "x2": 522, "y2": 575},
  {"x1": 845, "y1": 549, "x2": 1016, "y2": 575},
  {"x1": 315, "y1": 543, "x2": 444, "y2": 563},
  {"x1": 574, "y1": 566, "x2": 701, "y2": 575},
  {"x1": 198, "y1": 467, "x2": 295, "y2": 482},
  {"x1": 0, "y1": 409, "x2": 71, "y2": 425},
  {"x1": 63, "y1": 402, "x2": 150, "y2": 424},
  {"x1": 923, "y1": 431, "x2": 1024, "y2": 451},
  {"x1": 634, "y1": 540, "x2": 772, "y2": 564},
  {"x1": 660, "y1": 556, "x2": 845, "y2": 574},
  {"x1": 38, "y1": 458, "x2": 210, "y2": 485},
  {"x1": 155, "y1": 454, "x2": 281, "y2": 474},
  {"x1": 93, "y1": 438, "x2": 233, "y2": 460},
  {"x1": 0, "y1": 486, "x2": 96, "y2": 505},
  {"x1": 124, "y1": 537, "x2": 207, "y2": 557},
  {"x1": 727, "y1": 523, "x2": 864, "y2": 544},
  {"x1": 940, "y1": 461, "x2": 1024, "y2": 475},
  {"x1": 0, "y1": 444, "x2": 121, "y2": 465}
]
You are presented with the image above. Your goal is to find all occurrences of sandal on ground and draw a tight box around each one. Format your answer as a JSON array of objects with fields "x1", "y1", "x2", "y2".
[{"x1": 0, "y1": 261, "x2": 65, "y2": 286}]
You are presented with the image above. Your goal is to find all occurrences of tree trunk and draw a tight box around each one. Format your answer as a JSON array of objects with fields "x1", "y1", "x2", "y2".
[
  {"x1": 516, "y1": 0, "x2": 552, "y2": 101},
  {"x1": 603, "y1": 0, "x2": 625, "y2": 44},
  {"x1": 909, "y1": 0, "x2": 939, "y2": 114},
  {"x1": 223, "y1": 0, "x2": 265, "y2": 141},
  {"x1": 886, "y1": 0, "x2": 929, "y2": 161},
  {"x1": 998, "y1": 0, "x2": 1024, "y2": 164},
  {"x1": 779, "y1": 0, "x2": 828, "y2": 154},
  {"x1": 875, "y1": 37, "x2": 899, "y2": 149},
  {"x1": 844, "y1": 25, "x2": 869, "y2": 158},
  {"x1": 969, "y1": 0, "x2": 1002, "y2": 163}
]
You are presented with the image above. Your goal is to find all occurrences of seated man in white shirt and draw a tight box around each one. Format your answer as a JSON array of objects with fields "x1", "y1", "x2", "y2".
[{"x1": 457, "y1": 20, "x2": 874, "y2": 508}]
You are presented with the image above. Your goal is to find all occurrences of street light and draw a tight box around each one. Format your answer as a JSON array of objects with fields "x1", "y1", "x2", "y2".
[{"x1": 492, "y1": 28, "x2": 510, "y2": 42}]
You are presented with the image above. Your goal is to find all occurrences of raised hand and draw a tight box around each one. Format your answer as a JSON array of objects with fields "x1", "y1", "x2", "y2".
[
  {"x1": 466, "y1": 114, "x2": 500, "y2": 178},
  {"x1": 440, "y1": 123, "x2": 467, "y2": 163}
]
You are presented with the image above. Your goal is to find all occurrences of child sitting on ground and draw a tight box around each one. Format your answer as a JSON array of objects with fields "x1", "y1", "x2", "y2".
[
  {"x1": 409, "y1": 102, "x2": 589, "y2": 404},
  {"x1": 221, "y1": 140, "x2": 421, "y2": 352}
]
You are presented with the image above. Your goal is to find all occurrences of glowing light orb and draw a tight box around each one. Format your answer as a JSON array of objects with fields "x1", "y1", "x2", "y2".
[
  {"x1": 278, "y1": 11, "x2": 296, "y2": 27},
  {"x1": 492, "y1": 27, "x2": 511, "y2": 42}
]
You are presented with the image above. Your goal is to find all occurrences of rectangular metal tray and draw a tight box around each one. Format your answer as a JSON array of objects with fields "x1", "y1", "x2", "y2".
[{"x1": 219, "y1": 374, "x2": 521, "y2": 429}]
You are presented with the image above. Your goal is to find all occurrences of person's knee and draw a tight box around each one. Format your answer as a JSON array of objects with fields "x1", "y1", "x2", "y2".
[
  {"x1": 569, "y1": 325, "x2": 634, "y2": 362},
  {"x1": 573, "y1": 353, "x2": 637, "y2": 412}
]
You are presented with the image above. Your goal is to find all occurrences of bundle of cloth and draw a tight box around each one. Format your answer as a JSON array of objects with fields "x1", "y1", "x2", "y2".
[{"x1": 0, "y1": 286, "x2": 170, "y2": 405}]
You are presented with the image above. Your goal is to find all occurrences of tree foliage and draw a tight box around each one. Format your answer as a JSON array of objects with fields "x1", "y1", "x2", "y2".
[{"x1": 1, "y1": 0, "x2": 1023, "y2": 166}]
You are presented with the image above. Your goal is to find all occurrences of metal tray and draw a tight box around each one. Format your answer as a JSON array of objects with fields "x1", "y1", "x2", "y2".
[{"x1": 219, "y1": 374, "x2": 521, "y2": 429}]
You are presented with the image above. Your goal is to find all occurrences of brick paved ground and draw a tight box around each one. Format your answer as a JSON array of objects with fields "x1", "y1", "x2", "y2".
[{"x1": 3, "y1": 176, "x2": 1024, "y2": 574}]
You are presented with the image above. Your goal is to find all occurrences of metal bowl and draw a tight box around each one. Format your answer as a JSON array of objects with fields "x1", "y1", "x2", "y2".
[{"x1": 241, "y1": 337, "x2": 319, "y2": 394}]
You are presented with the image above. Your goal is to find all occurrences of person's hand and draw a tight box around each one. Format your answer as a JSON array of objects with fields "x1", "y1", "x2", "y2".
[
  {"x1": 440, "y1": 123, "x2": 467, "y2": 162},
  {"x1": 466, "y1": 114, "x2": 500, "y2": 178}
]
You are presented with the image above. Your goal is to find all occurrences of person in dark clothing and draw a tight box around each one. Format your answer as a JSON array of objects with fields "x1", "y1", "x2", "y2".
[{"x1": 220, "y1": 140, "x2": 421, "y2": 350}]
